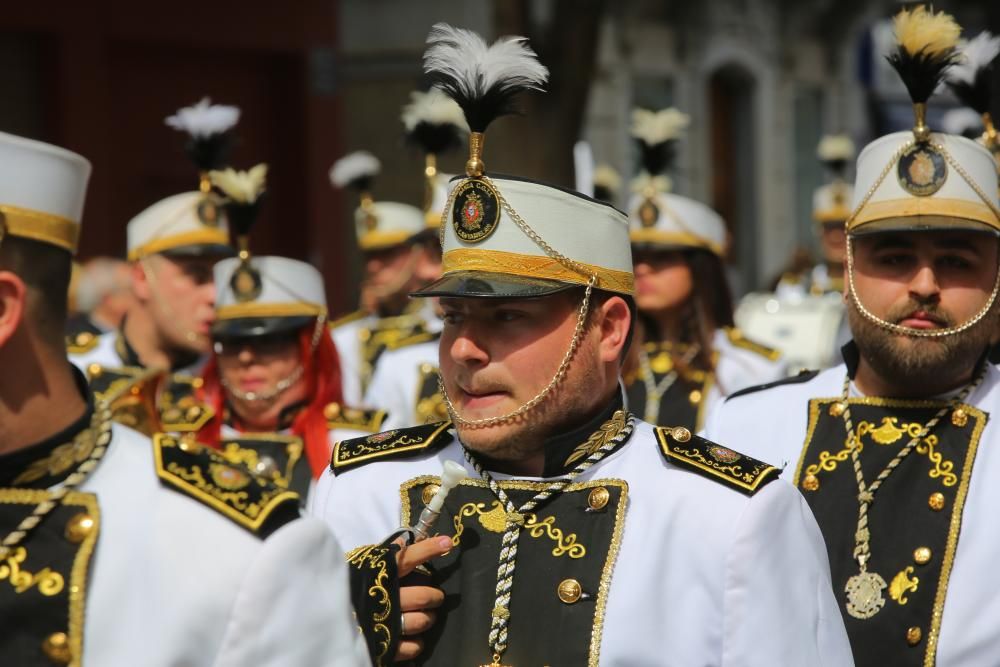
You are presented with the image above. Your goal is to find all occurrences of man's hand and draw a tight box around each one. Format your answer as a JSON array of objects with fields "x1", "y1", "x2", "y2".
[{"x1": 395, "y1": 535, "x2": 452, "y2": 662}]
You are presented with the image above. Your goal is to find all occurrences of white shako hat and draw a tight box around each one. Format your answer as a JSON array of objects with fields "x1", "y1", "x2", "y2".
[
  {"x1": 813, "y1": 134, "x2": 855, "y2": 223},
  {"x1": 0, "y1": 131, "x2": 91, "y2": 254},
  {"x1": 213, "y1": 256, "x2": 327, "y2": 339},
  {"x1": 413, "y1": 24, "x2": 633, "y2": 299},
  {"x1": 848, "y1": 7, "x2": 999, "y2": 237},
  {"x1": 627, "y1": 107, "x2": 726, "y2": 256},
  {"x1": 401, "y1": 88, "x2": 468, "y2": 231},
  {"x1": 127, "y1": 98, "x2": 241, "y2": 261},
  {"x1": 329, "y1": 151, "x2": 427, "y2": 251}
]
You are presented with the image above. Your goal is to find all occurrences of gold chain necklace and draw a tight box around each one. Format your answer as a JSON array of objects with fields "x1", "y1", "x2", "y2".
[
  {"x1": 638, "y1": 343, "x2": 699, "y2": 423},
  {"x1": 837, "y1": 366, "x2": 985, "y2": 620},
  {"x1": 0, "y1": 400, "x2": 114, "y2": 560}
]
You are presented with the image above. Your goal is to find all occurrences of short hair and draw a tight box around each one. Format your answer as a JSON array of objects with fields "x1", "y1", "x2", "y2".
[{"x1": 0, "y1": 235, "x2": 72, "y2": 348}]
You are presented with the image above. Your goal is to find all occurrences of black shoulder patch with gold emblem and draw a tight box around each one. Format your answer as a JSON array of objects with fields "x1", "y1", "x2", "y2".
[
  {"x1": 331, "y1": 421, "x2": 453, "y2": 475},
  {"x1": 655, "y1": 426, "x2": 779, "y2": 496},
  {"x1": 159, "y1": 374, "x2": 214, "y2": 432},
  {"x1": 153, "y1": 433, "x2": 301, "y2": 537},
  {"x1": 725, "y1": 368, "x2": 820, "y2": 402},
  {"x1": 725, "y1": 327, "x2": 782, "y2": 361},
  {"x1": 66, "y1": 330, "x2": 100, "y2": 354},
  {"x1": 324, "y1": 403, "x2": 387, "y2": 433}
]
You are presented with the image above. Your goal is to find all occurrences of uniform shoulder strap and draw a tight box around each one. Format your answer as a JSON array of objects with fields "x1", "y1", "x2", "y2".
[
  {"x1": 724, "y1": 327, "x2": 782, "y2": 361},
  {"x1": 328, "y1": 309, "x2": 368, "y2": 330},
  {"x1": 331, "y1": 421, "x2": 453, "y2": 475},
  {"x1": 324, "y1": 403, "x2": 387, "y2": 433},
  {"x1": 153, "y1": 433, "x2": 300, "y2": 537},
  {"x1": 655, "y1": 426, "x2": 779, "y2": 496},
  {"x1": 158, "y1": 374, "x2": 214, "y2": 432},
  {"x1": 725, "y1": 369, "x2": 820, "y2": 402}
]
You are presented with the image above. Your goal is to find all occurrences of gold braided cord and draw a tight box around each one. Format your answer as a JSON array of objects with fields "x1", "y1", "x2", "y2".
[
  {"x1": 839, "y1": 366, "x2": 984, "y2": 571},
  {"x1": 0, "y1": 401, "x2": 114, "y2": 560}
]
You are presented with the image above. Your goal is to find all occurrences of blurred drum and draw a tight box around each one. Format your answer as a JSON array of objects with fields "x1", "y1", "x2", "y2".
[{"x1": 734, "y1": 291, "x2": 847, "y2": 373}]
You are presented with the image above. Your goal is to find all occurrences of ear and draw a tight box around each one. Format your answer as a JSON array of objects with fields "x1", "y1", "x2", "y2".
[
  {"x1": 595, "y1": 295, "x2": 631, "y2": 364},
  {"x1": 0, "y1": 270, "x2": 28, "y2": 349},
  {"x1": 130, "y1": 259, "x2": 152, "y2": 302}
]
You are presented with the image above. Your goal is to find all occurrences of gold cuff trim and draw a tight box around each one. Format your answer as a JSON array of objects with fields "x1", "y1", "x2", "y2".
[
  {"x1": 0, "y1": 204, "x2": 79, "y2": 252},
  {"x1": 127, "y1": 228, "x2": 230, "y2": 260},
  {"x1": 814, "y1": 207, "x2": 852, "y2": 223},
  {"x1": 849, "y1": 197, "x2": 1000, "y2": 232},
  {"x1": 442, "y1": 248, "x2": 635, "y2": 295},
  {"x1": 216, "y1": 302, "x2": 326, "y2": 320},
  {"x1": 629, "y1": 229, "x2": 724, "y2": 256},
  {"x1": 358, "y1": 230, "x2": 415, "y2": 251}
]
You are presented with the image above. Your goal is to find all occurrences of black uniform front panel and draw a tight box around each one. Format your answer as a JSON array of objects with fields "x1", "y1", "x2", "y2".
[
  {"x1": 400, "y1": 476, "x2": 628, "y2": 666},
  {"x1": 795, "y1": 397, "x2": 987, "y2": 667}
]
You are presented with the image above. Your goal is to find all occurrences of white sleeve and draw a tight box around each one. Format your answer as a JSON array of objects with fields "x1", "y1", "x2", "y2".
[
  {"x1": 721, "y1": 481, "x2": 854, "y2": 667},
  {"x1": 213, "y1": 516, "x2": 371, "y2": 667}
]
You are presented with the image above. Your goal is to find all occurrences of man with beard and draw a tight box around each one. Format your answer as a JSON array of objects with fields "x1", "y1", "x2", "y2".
[
  {"x1": 704, "y1": 7, "x2": 1000, "y2": 665},
  {"x1": 310, "y1": 23, "x2": 852, "y2": 666}
]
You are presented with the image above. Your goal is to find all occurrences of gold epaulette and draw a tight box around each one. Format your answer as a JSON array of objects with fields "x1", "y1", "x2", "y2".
[
  {"x1": 66, "y1": 330, "x2": 100, "y2": 354},
  {"x1": 725, "y1": 327, "x2": 781, "y2": 361},
  {"x1": 159, "y1": 374, "x2": 214, "y2": 432},
  {"x1": 387, "y1": 329, "x2": 438, "y2": 352},
  {"x1": 330, "y1": 421, "x2": 452, "y2": 475},
  {"x1": 324, "y1": 403, "x2": 387, "y2": 433},
  {"x1": 153, "y1": 433, "x2": 300, "y2": 535},
  {"x1": 328, "y1": 309, "x2": 368, "y2": 330},
  {"x1": 655, "y1": 426, "x2": 779, "y2": 496},
  {"x1": 85, "y1": 365, "x2": 163, "y2": 436}
]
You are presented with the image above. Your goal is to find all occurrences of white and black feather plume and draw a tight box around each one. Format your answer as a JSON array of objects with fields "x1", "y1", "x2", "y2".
[
  {"x1": 329, "y1": 151, "x2": 381, "y2": 192},
  {"x1": 422, "y1": 23, "x2": 548, "y2": 133},
  {"x1": 401, "y1": 88, "x2": 469, "y2": 155},
  {"x1": 165, "y1": 97, "x2": 241, "y2": 172},
  {"x1": 885, "y1": 6, "x2": 962, "y2": 106},
  {"x1": 630, "y1": 108, "x2": 689, "y2": 177},
  {"x1": 947, "y1": 31, "x2": 1000, "y2": 115}
]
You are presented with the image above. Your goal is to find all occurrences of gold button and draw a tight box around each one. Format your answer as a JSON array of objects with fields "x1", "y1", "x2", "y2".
[
  {"x1": 928, "y1": 492, "x2": 946, "y2": 511},
  {"x1": 42, "y1": 631, "x2": 71, "y2": 664},
  {"x1": 162, "y1": 408, "x2": 182, "y2": 423},
  {"x1": 178, "y1": 437, "x2": 202, "y2": 454},
  {"x1": 802, "y1": 474, "x2": 820, "y2": 492},
  {"x1": 828, "y1": 402, "x2": 846, "y2": 417},
  {"x1": 421, "y1": 484, "x2": 441, "y2": 506},
  {"x1": 914, "y1": 547, "x2": 932, "y2": 565},
  {"x1": 191, "y1": 377, "x2": 204, "y2": 389},
  {"x1": 76, "y1": 332, "x2": 94, "y2": 345},
  {"x1": 906, "y1": 626, "x2": 922, "y2": 646},
  {"x1": 688, "y1": 390, "x2": 702, "y2": 405},
  {"x1": 587, "y1": 487, "x2": 610, "y2": 511},
  {"x1": 87, "y1": 363, "x2": 102, "y2": 379},
  {"x1": 951, "y1": 408, "x2": 968, "y2": 427},
  {"x1": 557, "y1": 579, "x2": 582, "y2": 604},
  {"x1": 672, "y1": 427, "x2": 691, "y2": 442},
  {"x1": 324, "y1": 403, "x2": 341, "y2": 419},
  {"x1": 64, "y1": 513, "x2": 95, "y2": 544},
  {"x1": 420, "y1": 362, "x2": 435, "y2": 374},
  {"x1": 185, "y1": 406, "x2": 201, "y2": 420}
]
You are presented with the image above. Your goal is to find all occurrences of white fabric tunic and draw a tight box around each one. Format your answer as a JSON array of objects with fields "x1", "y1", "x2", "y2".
[
  {"x1": 704, "y1": 363, "x2": 1000, "y2": 666},
  {"x1": 311, "y1": 420, "x2": 853, "y2": 666},
  {"x1": 363, "y1": 338, "x2": 439, "y2": 430},
  {"x1": 330, "y1": 314, "x2": 378, "y2": 407}
]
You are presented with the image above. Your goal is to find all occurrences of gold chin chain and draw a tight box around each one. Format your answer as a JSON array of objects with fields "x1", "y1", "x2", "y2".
[
  {"x1": 0, "y1": 400, "x2": 114, "y2": 560},
  {"x1": 838, "y1": 365, "x2": 985, "y2": 620},
  {"x1": 639, "y1": 343, "x2": 699, "y2": 423}
]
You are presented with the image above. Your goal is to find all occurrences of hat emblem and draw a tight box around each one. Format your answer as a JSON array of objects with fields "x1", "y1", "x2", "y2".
[
  {"x1": 897, "y1": 144, "x2": 947, "y2": 197},
  {"x1": 197, "y1": 195, "x2": 222, "y2": 227},
  {"x1": 452, "y1": 178, "x2": 501, "y2": 243},
  {"x1": 231, "y1": 264, "x2": 262, "y2": 303},
  {"x1": 638, "y1": 199, "x2": 659, "y2": 228}
]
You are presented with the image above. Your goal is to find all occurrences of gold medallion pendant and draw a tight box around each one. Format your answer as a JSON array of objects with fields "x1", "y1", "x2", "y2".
[{"x1": 845, "y1": 570, "x2": 887, "y2": 619}]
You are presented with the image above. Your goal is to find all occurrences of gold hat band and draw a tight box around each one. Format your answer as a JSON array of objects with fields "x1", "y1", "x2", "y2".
[
  {"x1": 628, "y1": 229, "x2": 724, "y2": 257},
  {"x1": 442, "y1": 247, "x2": 635, "y2": 295},
  {"x1": 814, "y1": 206, "x2": 853, "y2": 223},
  {"x1": 848, "y1": 197, "x2": 1000, "y2": 232},
  {"x1": 0, "y1": 204, "x2": 79, "y2": 252},
  {"x1": 128, "y1": 228, "x2": 231, "y2": 261},
  {"x1": 358, "y1": 230, "x2": 416, "y2": 251},
  {"x1": 215, "y1": 302, "x2": 326, "y2": 321}
]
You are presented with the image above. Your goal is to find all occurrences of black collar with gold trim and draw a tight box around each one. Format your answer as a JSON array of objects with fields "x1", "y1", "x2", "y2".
[{"x1": 0, "y1": 367, "x2": 95, "y2": 489}]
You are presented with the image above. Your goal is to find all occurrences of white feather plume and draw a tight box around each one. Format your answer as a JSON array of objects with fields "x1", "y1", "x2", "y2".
[
  {"x1": 630, "y1": 108, "x2": 690, "y2": 145},
  {"x1": 593, "y1": 165, "x2": 622, "y2": 191},
  {"x1": 942, "y1": 108, "x2": 984, "y2": 136},
  {"x1": 401, "y1": 88, "x2": 469, "y2": 132},
  {"x1": 209, "y1": 164, "x2": 268, "y2": 204},
  {"x1": 816, "y1": 135, "x2": 855, "y2": 162},
  {"x1": 949, "y1": 31, "x2": 1000, "y2": 85},
  {"x1": 329, "y1": 151, "x2": 381, "y2": 188},
  {"x1": 423, "y1": 23, "x2": 548, "y2": 131},
  {"x1": 631, "y1": 173, "x2": 673, "y2": 195},
  {"x1": 165, "y1": 97, "x2": 240, "y2": 138}
]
